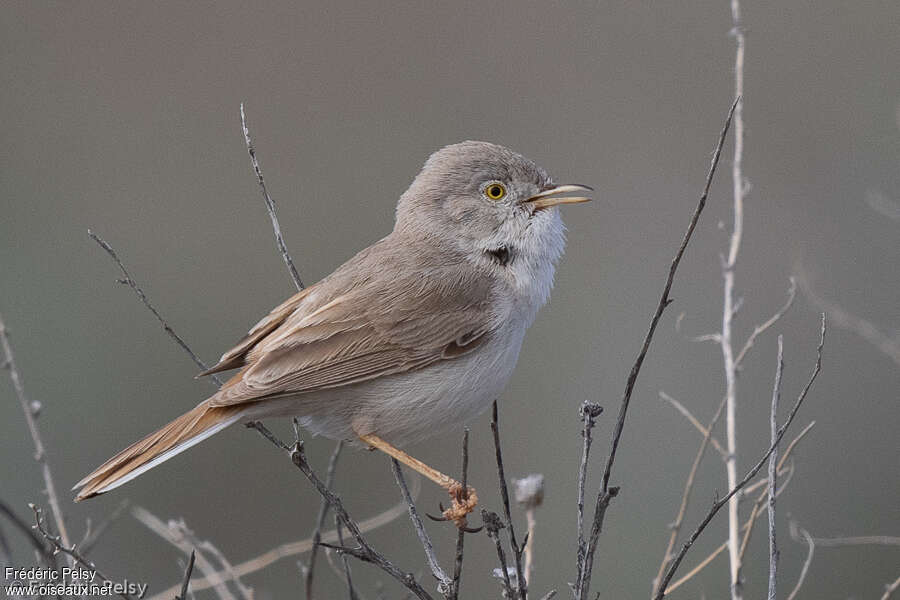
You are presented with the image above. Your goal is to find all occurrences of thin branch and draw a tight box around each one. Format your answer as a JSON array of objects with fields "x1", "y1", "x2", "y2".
[
  {"x1": 734, "y1": 278, "x2": 797, "y2": 368},
  {"x1": 654, "y1": 314, "x2": 825, "y2": 600},
  {"x1": 0, "y1": 314, "x2": 72, "y2": 561},
  {"x1": 652, "y1": 395, "x2": 727, "y2": 597},
  {"x1": 334, "y1": 516, "x2": 360, "y2": 600},
  {"x1": 239, "y1": 103, "x2": 304, "y2": 291},
  {"x1": 391, "y1": 460, "x2": 452, "y2": 594},
  {"x1": 248, "y1": 423, "x2": 433, "y2": 600},
  {"x1": 176, "y1": 551, "x2": 197, "y2": 600},
  {"x1": 797, "y1": 271, "x2": 900, "y2": 368},
  {"x1": 0, "y1": 497, "x2": 54, "y2": 567},
  {"x1": 667, "y1": 421, "x2": 815, "y2": 594},
  {"x1": 87, "y1": 231, "x2": 223, "y2": 387},
  {"x1": 882, "y1": 575, "x2": 900, "y2": 600},
  {"x1": 145, "y1": 488, "x2": 416, "y2": 600},
  {"x1": 132, "y1": 506, "x2": 238, "y2": 600},
  {"x1": 513, "y1": 474, "x2": 545, "y2": 589},
  {"x1": 767, "y1": 336, "x2": 784, "y2": 600},
  {"x1": 724, "y1": 1, "x2": 747, "y2": 595},
  {"x1": 658, "y1": 392, "x2": 727, "y2": 458},
  {"x1": 450, "y1": 429, "x2": 471, "y2": 600},
  {"x1": 31, "y1": 504, "x2": 132, "y2": 600},
  {"x1": 483, "y1": 510, "x2": 514, "y2": 599},
  {"x1": 80, "y1": 499, "x2": 130, "y2": 556},
  {"x1": 305, "y1": 440, "x2": 344, "y2": 599},
  {"x1": 198, "y1": 540, "x2": 254, "y2": 600},
  {"x1": 802, "y1": 535, "x2": 900, "y2": 548},
  {"x1": 577, "y1": 97, "x2": 739, "y2": 600},
  {"x1": 491, "y1": 401, "x2": 527, "y2": 600},
  {"x1": 575, "y1": 402, "x2": 603, "y2": 584},
  {"x1": 785, "y1": 521, "x2": 814, "y2": 600}
]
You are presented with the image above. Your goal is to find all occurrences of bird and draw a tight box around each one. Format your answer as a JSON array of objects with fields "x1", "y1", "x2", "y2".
[{"x1": 74, "y1": 140, "x2": 592, "y2": 525}]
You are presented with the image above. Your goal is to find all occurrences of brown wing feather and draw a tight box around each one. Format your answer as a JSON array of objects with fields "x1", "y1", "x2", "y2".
[
  {"x1": 206, "y1": 239, "x2": 497, "y2": 408},
  {"x1": 196, "y1": 286, "x2": 314, "y2": 376}
]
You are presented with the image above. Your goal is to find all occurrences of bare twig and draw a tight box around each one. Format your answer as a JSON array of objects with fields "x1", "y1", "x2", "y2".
[
  {"x1": 797, "y1": 272, "x2": 900, "y2": 368},
  {"x1": 176, "y1": 551, "x2": 197, "y2": 600},
  {"x1": 491, "y1": 401, "x2": 527, "y2": 600},
  {"x1": 734, "y1": 279, "x2": 797, "y2": 368},
  {"x1": 658, "y1": 392, "x2": 727, "y2": 458},
  {"x1": 801, "y1": 535, "x2": 900, "y2": 548},
  {"x1": 305, "y1": 440, "x2": 344, "y2": 599},
  {"x1": 145, "y1": 489, "x2": 415, "y2": 600},
  {"x1": 724, "y1": 2, "x2": 747, "y2": 596},
  {"x1": 450, "y1": 429, "x2": 471, "y2": 600},
  {"x1": 87, "y1": 231, "x2": 223, "y2": 387},
  {"x1": 0, "y1": 497, "x2": 54, "y2": 567},
  {"x1": 514, "y1": 474, "x2": 544, "y2": 589},
  {"x1": 767, "y1": 336, "x2": 784, "y2": 600},
  {"x1": 576, "y1": 97, "x2": 738, "y2": 600},
  {"x1": 786, "y1": 521, "x2": 814, "y2": 600},
  {"x1": 666, "y1": 421, "x2": 814, "y2": 594},
  {"x1": 0, "y1": 314, "x2": 72, "y2": 562},
  {"x1": 239, "y1": 103, "x2": 304, "y2": 291},
  {"x1": 483, "y1": 510, "x2": 514, "y2": 599},
  {"x1": 391, "y1": 459, "x2": 452, "y2": 594},
  {"x1": 80, "y1": 499, "x2": 130, "y2": 556},
  {"x1": 652, "y1": 395, "x2": 727, "y2": 596},
  {"x1": 132, "y1": 506, "x2": 239, "y2": 600},
  {"x1": 31, "y1": 504, "x2": 133, "y2": 599},
  {"x1": 882, "y1": 575, "x2": 900, "y2": 600},
  {"x1": 334, "y1": 516, "x2": 360, "y2": 600},
  {"x1": 248, "y1": 423, "x2": 433, "y2": 600},
  {"x1": 654, "y1": 315, "x2": 825, "y2": 599},
  {"x1": 198, "y1": 540, "x2": 254, "y2": 600},
  {"x1": 575, "y1": 402, "x2": 603, "y2": 583}
]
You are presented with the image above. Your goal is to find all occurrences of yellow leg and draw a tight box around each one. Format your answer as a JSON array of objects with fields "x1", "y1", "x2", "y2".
[{"x1": 358, "y1": 432, "x2": 477, "y2": 527}]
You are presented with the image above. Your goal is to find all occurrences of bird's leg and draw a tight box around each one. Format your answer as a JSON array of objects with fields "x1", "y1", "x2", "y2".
[{"x1": 357, "y1": 432, "x2": 477, "y2": 527}]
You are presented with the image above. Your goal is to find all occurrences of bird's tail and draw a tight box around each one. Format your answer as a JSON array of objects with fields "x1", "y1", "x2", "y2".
[{"x1": 73, "y1": 401, "x2": 247, "y2": 501}]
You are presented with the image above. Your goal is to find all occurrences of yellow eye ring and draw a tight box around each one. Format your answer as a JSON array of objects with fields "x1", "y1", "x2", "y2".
[{"x1": 484, "y1": 182, "x2": 506, "y2": 201}]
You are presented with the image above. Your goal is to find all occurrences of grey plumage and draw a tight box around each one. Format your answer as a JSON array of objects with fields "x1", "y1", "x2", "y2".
[{"x1": 74, "y1": 141, "x2": 591, "y2": 500}]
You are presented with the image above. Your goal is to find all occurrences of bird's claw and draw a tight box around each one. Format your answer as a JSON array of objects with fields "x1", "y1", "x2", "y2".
[{"x1": 424, "y1": 483, "x2": 480, "y2": 530}]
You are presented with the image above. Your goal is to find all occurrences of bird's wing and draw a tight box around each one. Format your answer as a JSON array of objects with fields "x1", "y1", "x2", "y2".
[{"x1": 205, "y1": 251, "x2": 496, "y2": 406}]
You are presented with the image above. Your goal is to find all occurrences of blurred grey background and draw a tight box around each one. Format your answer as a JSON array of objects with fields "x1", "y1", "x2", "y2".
[{"x1": 2, "y1": 1, "x2": 898, "y2": 598}]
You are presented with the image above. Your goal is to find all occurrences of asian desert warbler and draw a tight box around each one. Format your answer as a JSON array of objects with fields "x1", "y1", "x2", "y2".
[{"x1": 75, "y1": 141, "x2": 592, "y2": 523}]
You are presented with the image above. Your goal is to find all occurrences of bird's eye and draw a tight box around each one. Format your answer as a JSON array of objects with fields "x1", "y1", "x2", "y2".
[{"x1": 484, "y1": 182, "x2": 507, "y2": 201}]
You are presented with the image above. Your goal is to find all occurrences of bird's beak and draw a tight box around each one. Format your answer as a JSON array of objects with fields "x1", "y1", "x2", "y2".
[{"x1": 523, "y1": 184, "x2": 594, "y2": 211}]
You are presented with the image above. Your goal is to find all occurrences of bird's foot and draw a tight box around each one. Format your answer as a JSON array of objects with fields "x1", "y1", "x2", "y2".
[{"x1": 442, "y1": 482, "x2": 479, "y2": 530}]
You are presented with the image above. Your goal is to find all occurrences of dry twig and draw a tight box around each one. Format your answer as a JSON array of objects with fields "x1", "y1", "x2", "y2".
[
  {"x1": 653, "y1": 315, "x2": 825, "y2": 599},
  {"x1": 664, "y1": 421, "x2": 814, "y2": 594},
  {"x1": 785, "y1": 520, "x2": 814, "y2": 600},
  {"x1": 767, "y1": 336, "x2": 784, "y2": 600},
  {"x1": 31, "y1": 504, "x2": 132, "y2": 599},
  {"x1": 651, "y1": 395, "x2": 727, "y2": 596},
  {"x1": 450, "y1": 429, "x2": 472, "y2": 600},
  {"x1": 247, "y1": 423, "x2": 433, "y2": 600},
  {"x1": 88, "y1": 231, "x2": 223, "y2": 387},
  {"x1": 176, "y1": 551, "x2": 197, "y2": 600},
  {"x1": 575, "y1": 401, "x2": 603, "y2": 585},
  {"x1": 391, "y1": 460, "x2": 451, "y2": 595},
  {"x1": 575, "y1": 97, "x2": 738, "y2": 600},
  {"x1": 1, "y1": 315, "x2": 72, "y2": 560},
  {"x1": 304, "y1": 440, "x2": 344, "y2": 599},
  {"x1": 658, "y1": 392, "x2": 727, "y2": 459},
  {"x1": 491, "y1": 401, "x2": 527, "y2": 600},
  {"x1": 723, "y1": 2, "x2": 747, "y2": 595},
  {"x1": 132, "y1": 506, "x2": 243, "y2": 600},
  {"x1": 239, "y1": 103, "x2": 304, "y2": 291},
  {"x1": 145, "y1": 490, "x2": 415, "y2": 600}
]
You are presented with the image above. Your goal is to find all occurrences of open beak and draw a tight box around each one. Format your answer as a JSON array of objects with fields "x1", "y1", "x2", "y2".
[{"x1": 523, "y1": 184, "x2": 594, "y2": 211}]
